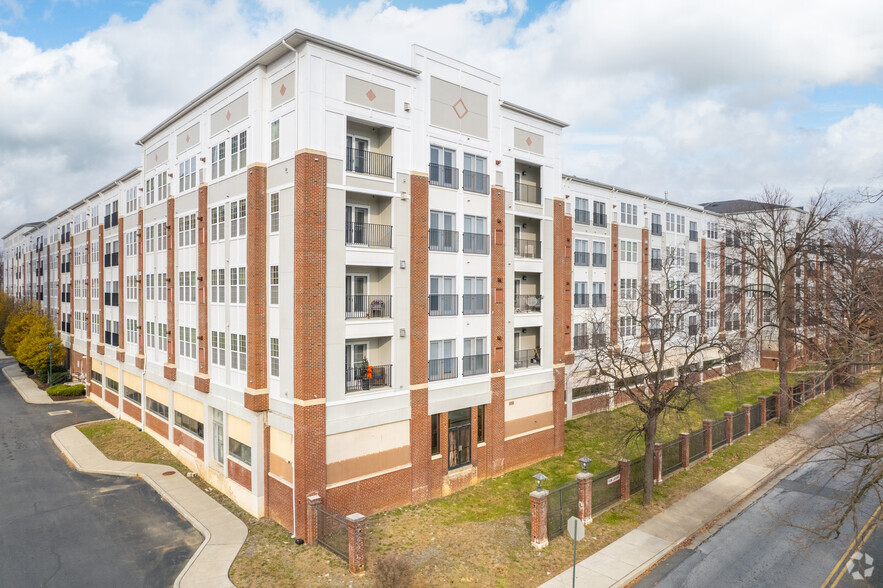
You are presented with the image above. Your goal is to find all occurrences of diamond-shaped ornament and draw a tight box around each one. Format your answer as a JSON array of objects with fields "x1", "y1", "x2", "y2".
[
  {"x1": 280, "y1": 84, "x2": 286, "y2": 96},
  {"x1": 452, "y1": 98, "x2": 468, "y2": 119},
  {"x1": 366, "y1": 89, "x2": 376, "y2": 102},
  {"x1": 526, "y1": 137, "x2": 533, "y2": 147},
  {"x1": 154, "y1": 154, "x2": 158, "y2": 162},
  {"x1": 226, "y1": 110, "x2": 231, "y2": 121},
  {"x1": 185, "y1": 135, "x2": 190, "y2": 143}
]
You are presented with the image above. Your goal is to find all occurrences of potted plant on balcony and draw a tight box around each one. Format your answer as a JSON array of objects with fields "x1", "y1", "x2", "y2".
[{"x1": 359, "y1": 358, "x2": 372, "y2": 390}]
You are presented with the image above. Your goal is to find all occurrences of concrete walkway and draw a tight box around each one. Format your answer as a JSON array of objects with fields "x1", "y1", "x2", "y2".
[
  {"x1": 2, "y1": 355, "x2": 247, "y2": 588},
  {"x1": 542, "y1": 383, "x2": 877, "y2": 588}
]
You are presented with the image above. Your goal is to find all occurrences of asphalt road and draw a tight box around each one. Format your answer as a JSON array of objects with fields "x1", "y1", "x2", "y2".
[
  {"x1": 0, "y1": 358, "x2": 203, "y2": 588},
  {"x1": 637, "y1": 436, "x2": 883, "y2": 587}
]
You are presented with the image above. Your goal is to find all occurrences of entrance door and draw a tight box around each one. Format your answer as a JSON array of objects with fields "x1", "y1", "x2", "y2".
[
  {"x1": 345, "y1": 342, "x2": 367, "y2": 389},
  {"x1": 347, "y1": 135, "x2": 369, "y2": 173},
  {"x1": 345, "y1": 205, "x2": 369, "y2": 246},
  {"x1": 447, "y1": 408, "x2": 472, "y2": 470},
  {"x1": 345, "y1": 274, "x2": 368, "y2": 318}
]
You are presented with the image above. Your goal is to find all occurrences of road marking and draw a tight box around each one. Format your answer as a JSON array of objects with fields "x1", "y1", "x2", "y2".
[
  {"x1": 821, "y1": 503, "x2": 882, "y2": 588},
  {"x1": 47, "y1": 410, "x2": 72, "y2": 416}
]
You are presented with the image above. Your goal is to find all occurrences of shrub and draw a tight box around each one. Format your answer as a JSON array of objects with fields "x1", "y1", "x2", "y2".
[
  {"x1": 373, "y1": 554, "x2": 415, "y2": 588},
  {"x1": 46, "y1": 383, "x2": 85, "y2": 397}
]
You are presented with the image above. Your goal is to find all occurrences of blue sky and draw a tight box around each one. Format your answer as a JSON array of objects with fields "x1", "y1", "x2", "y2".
[{"x1": 0, "y1": 0, "x2": 881, "y2": 237}]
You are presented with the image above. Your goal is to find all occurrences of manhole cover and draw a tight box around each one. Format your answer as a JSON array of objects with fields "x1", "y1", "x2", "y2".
[{"x1": 162, "y1": 471, "x2": 176, "y2": 476}]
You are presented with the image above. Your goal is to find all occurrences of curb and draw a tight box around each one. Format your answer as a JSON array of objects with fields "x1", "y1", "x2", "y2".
[{"x1": 2, "y1": 362, "x2": 86, "y2": 405}]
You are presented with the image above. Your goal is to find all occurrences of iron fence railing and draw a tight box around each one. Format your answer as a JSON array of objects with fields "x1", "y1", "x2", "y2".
[
  {"x1": 345, "y1": 364, "x2": 391, "y2": 392},
  {"x1": 346, "y1": 148, "x2": 393, "y2": 178},
  {"x1": 514, "y1": 238, "x2": 541, "y2": 258},
  {"x1": 712, "y1": 418, "x2": 727, "y2": 449},
  {"x1": 345, "y1": 295, "x2": 392, "y2": 319},
  {"x1": 574, "y1": 209, "x2": 591, "y2": 225},
  {"x1": 315, "y1": 506, "x2": 349, "y2": 561},
  {"x1": 767, "y1": 396, "x2": 778, "y2": 421},
  {"x1": 463, "y1": 232, "x2": 490, "y2": 255},
  {"x1": 689, "y1": 430, "x2": 706, "y2": 461},
  {"x1": 662, "y1": 439, "x2": 682, "y2": 476},
  {"x1": 732, "y1": 410, "x2": 746, "y2": 439},
  {"x1": 750, "y1": 403, "x2": 763, "y2": 431},
  {"x1": 546, "y1": 480, "x2": 579, "y2": 540},
  {"x1": 345, "y1": 222, "x2": 393, "y2": 248},
  {"x1": 514, "y1": 348, "x2": 541, "y2": 369},
  {"x1": 630, "y1": 456, "x2": 646, "y2": 495},
  {"x1": 591, "y1": 467, "x2": 622, "y2": 514}
]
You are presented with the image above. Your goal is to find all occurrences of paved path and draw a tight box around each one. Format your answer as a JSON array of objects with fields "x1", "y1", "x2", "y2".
[
  {"x1": 0, "y1": 357, "x2": 203, "y2": 588},
  {"x1": 542, "y1": 383, "x2": 877, "y2": 588}
]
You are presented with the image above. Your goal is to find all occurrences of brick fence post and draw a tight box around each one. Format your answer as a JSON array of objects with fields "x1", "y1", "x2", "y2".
[
  {"x1": 679, "y1": 432, "x2": 690, "y2": 470},
  {"x1": 530, "y1": 490, "x2": 549, "y2": 549},
  {"x1": 653, "y1": 443, "x2": 663, "y2": 483},
  {"x1": 347, "y1": 513, "x2": 367, "y2": 574},
  {"x1": 619, "y1": 458, "x2": 631, "y2": 502},
  {"x1": 742, "y1": 404, "x2": 752, "y2": 436},
  {"x1": 306, "y1": 494, "x2": 322, "y2": 544},
  {"x1": 577, "y1": 472, "x2": 593, "y2": 524},
  {"x1": 703, "y1": 420, "x2": 713, "y2": 456},
  {"x1": 758, "y1": 396, "x2": 767, "y2": 426},
  {"x1": 724, "y1": 411, "x2": 734, "y2": 445}
]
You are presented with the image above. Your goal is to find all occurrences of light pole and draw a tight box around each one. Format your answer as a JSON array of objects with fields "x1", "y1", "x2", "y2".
[{"x1": 48, "y1": 343, "x2": 53, "y2": 386}]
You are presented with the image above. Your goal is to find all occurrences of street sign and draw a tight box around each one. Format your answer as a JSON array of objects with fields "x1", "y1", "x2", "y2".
[
  {"x1": 567, "y1": 516, "x2": 585, "y2": 541},
  {"x1": 607, "y1": 474, "x2": 621, "y2": 485}
]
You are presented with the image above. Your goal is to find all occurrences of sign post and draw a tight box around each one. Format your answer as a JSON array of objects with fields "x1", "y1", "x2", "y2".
[{"x1": 567, "y1": 515, "x2": 585, "y2": 587}]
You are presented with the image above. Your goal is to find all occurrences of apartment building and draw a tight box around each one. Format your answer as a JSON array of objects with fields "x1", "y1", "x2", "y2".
[{"x1": 2, "y1": 30, "x2": 774, "y2": 540}]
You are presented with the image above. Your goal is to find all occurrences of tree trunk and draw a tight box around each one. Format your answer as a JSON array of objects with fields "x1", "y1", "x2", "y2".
[
  {"x1": 778, "y1": 324, "x2": 791, "y2": 425},
  {"x1": 643, "y1": 413, "x2": 657, "y2": 505}
]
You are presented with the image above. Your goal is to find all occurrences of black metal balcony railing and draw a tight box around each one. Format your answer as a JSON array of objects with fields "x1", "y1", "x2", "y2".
[
  {"x1": 514, "y1": 238, "x2": 541, "y2": 259},
  {"x1": 650, "y1": 328, "x2": 662, "y2": 341},
  {"x1": 574, "y1": 293, "x2": 589, "y2": 308},
  {"x1": 593, "y1": 253, "x2": 607, "y2": 267},
  {"x1": 429, "y1": 229, "x2": 458, "y2": 252},
  {"x1": 574, "y1": 209, "x2": 591, "y2": 225},
  {"x1": 689, "y1": 293, "x2": 699, "y2": 305},
  {"x1": 463, "y1": 232, "x2": 490, "y2": 255},
  {"x1": 573, "y1": 335, "x2": 590, "y2": 350},
  {"x1": 346, "y1": 148, "x2": 393, "y2": 178},
  {"x1": 651, "y1": 224, "x2": 662, "y2": 236},
  {"x1": 690, "y1": 230, "x2": 699, "y2": 242},
  {"x1": 345, "y1": 364, "x2": 392, "y2": 392},
  {"x1": 689, "y1": 261, "x2": 699, "y2": 274},
  {"x1": 462, "y1": 170, "x2": 489, "y2": 194},
  {"x1": 725, "y1": 321, "x2": 741, "y2": 332},
  {"x1": 688, "y1": 324, "x2": 699, "y2": 337},
  {"x1": 592, "y1": 293, "x2": 606, "y2": 307},
  {"x1": 514, "y1": 294, "x2": 542, "y2": 313},
  {"x1": 463, "y1": 294, "x2": 489, "y2": 315},
  {"x1": 429, "y1": 294, "x2": 458, "y2": 316},
  {"x1": 345, "y1": 295, "x2": 392, "y2": 319},
  {"x1": 428, "y1": 357, "x2": 458, "y2": 382},
  {"x1": 462, "y1": 354, "x2": 489, "y2": 377},
  {"x1": 593, "y1": 213, "x2": 607, "y2": 228},
  {"x1": 574, "y1": 251, "x2": 590, "y2": 266},
  {"x1": 651, "y1": 292, "x2": 662, "y2": 306},
  {"x1": 514, "y1": 181, "x2": 542, "y2": 204},
  {"x1": 651, "y1": 258, "x2": 662, "y2": 271},
  {"x1": 514, "y1": 348, "x2": 541, "y2": 369},
  {"x1": 592, "y1": 334, "x2": 607, "y2": 347},
  {"x1": 726, "y1": 293, "x2": 741, "y2": 304},
  {"x1": 429, "y1": 163, "x2": 459, "y2": 189},
  {"x1": 345, "y1": 222, "x2": 393, "y2": 248}
]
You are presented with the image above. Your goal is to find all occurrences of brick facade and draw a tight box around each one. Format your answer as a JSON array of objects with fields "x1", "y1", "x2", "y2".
[
  {"x1": 244, "y1": 164, "x2": 268, "y2": 408},
  {"x1": 173, "y1": 428, "x2": 205, "y2": 461},
  {"x1": 195, "y1": 183, "x2": 209, "y2": 392},
  {"x1": 165, "y1": 196, "x2": 176, "y2": 381},
  {"x1": 228, "y1": 459, "x2": 252, "y2": 491}
]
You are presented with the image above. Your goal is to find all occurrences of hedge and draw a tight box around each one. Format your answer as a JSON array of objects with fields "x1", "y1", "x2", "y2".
[{"x1": 46, "y1": 383, "x2": 85, "y2": 397}]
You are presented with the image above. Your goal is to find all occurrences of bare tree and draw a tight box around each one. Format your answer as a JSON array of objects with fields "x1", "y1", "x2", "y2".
[
  {"x1": 572, "y1": 255, "x2": 740, "y2": 505},
  {"x1": 726, "y1": 187, "x2": 841, "y2": 425}
]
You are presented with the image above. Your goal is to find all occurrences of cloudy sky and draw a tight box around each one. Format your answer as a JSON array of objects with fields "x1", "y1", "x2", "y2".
[{"x1": 1, "y1": 0, "x2": 881, "y2": 237}]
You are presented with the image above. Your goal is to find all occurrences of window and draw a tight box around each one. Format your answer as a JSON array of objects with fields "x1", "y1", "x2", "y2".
[
  {"x1": 706, "y1": 249, "x2": 719, "y2": 271},
  {"x1": 157, "y1": 171, "x2": 169, "y2": 202},
  {"x1": 706, "y1": 281, "x2": 719, "y2": 298},
  {"x1": 706, "y1": 310, "x2": 719, "y2": 328},
  {"x1": 269, "y1": 192, "x2": 279, "y2": 233},
  {"x1": 270, "y1": 120, "x2": 280, "y2": 161},
  {"x1": 91, "y1": 240, "x2": 99, "y2": 262},
  {"x1": 179, "y1": 326, "x2": 197, "y2": 359},
  {"x1": 270, "y1": 337, "x2": 279, "y2": 377},
  {"x1": 156, "y1": 222, "x2": 167, "y2": 251},
  {"x1": 593, "y1": 201, "x2": 607, "y2": 227},
  {"x1": 620, "y1": 278, "x2": 638, "y2": 300},
  {"x1": 231, "y1": 334, "x2": 246, "y2": 371},
  {"x1": 158, "y1": 322, "x2": 168, "y2": 351},
  {"x1": 270, "y1": 266, "x2": 279, "y2": 305},
  {"x1": 706, "y1": 222, "x2": 719, "y2": 240},
  {"x1": 211, "y1": 141, "x2": 226, "y2": 179},
  {"x1": 178, "y1": 213, "x2": 196, "y2": 247},
  {"x1": 620, "y1": 240, "x2": 638, "y2": 263},
  {"x1": 668, "y1": 280, "x2": 685, "y2": 299},
  {"x1": 666, "y1": 246, "x2": 685, "y2": 267},
  {"x1": 179, "y1": 156, "x2": 197, "y2": 192},
  {"x1": 651, "y1": 213, "x2": 662, "y2": 235},
  {"x1": 666, "y1": 213, "x2": 685, "y2": 233},
  {"x1": 91, "y1": 205, "x2": 100, "y2": 227},
  {"x1": 689, "y1": 221, "x2": 698, "y2": 240},
  {"x1": 124, "y1": 382, "x2": 141, "y2": 404},
  {"x1": 620, "y1": 202, "x2": 638, "y2": 225},
  {"x1": 91, "y1": 313, "x2": 99, "y2": 335},
  {"x1": 574, "y1": 197, "x2": 590, "y2": 224},
  {"x1": 178, "y1": 271, "x2": 196, "y2": 303},
  {"x1": 210, "y1": 206, "x2": 225, "y2": 241},
  {"x1": 175, "y1": 411, "x2": 203, "y2": 439},
  {"x1": 229, "y1": 436, "x2": 251, "y2": 466},
  {"x1": 230, "y1": 130, "x2": 247, "y2": 172},
  {"x1": 125, "y1": 186, "x2": 140, "y2": 214},
  {"x1": 126, "y1": 318, "x2": 138, "y2": 344},
  {"x1": 146, "y1": 274, "x2": 154, "y2": 301},
  {"x1": 145, "y1": 225, "x2": 155, "y2": 253},
  {"x1": 104, "y1": 240, "x2": 119, "y2": 267},
  {"x1": 619, "y1": 316, "x2": 637, "y2": 337},
  {"x1": 147, "y1": 397, "x2": 168, "y2": 419},
  {"x1": 126, "y1": 275, "x2": 138, "y2": 301},
  {"x1": 145, "y1": 176, "x2": 155, "y2": 206},
  {"x1": 477, "y1": 405, "x2": 485, "y2": 444},
  {"x1": 463, "y1": 153, "x2": 488, "y2": 193},
  {"x1": 105, "y1": 374, "x2": 119, "y2": 393},
  {"x1": 431, "y1": 413, "x2": 440, "y2": 455},
  {"x1": 230, "y1": 267, "x2": 246, "y2": 304},
  {"x1": 104, "y1": 200, "x2": 119, "y2": 228},
  {"x1": 230, "y1": 199, "x2": 247, "y2": 237},
  {"x1": 429, "y1": 339, "x2": 456, "y2": 381},
  {"x1": 211, "y1": 269, "x2": 225, "y2": 303},
  {"x1": 157, "y1": 273, "x2": 167, "y2": 301},
  {"x1": 429, "y1": 145, "x2": 457, "y2": 188},
  {"x1": 146, "y1": 322, "x2": 155, "y2": 348},
  {"x1": 211, "y1": 331, "x2": 226, "y2": 366},
  {"x1": 593, "y1": 241, "x2": 606, "y2": 267},
  {"x1": 104, "y1": 319, "x2": 119, "y2": 347},
  {"x1": 573, "y1": 239, "x2": 589, "y2": 266}
]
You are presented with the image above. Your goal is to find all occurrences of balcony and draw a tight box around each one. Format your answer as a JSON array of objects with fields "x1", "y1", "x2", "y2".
[
  {"x1": 651, "y1": 223, "x2": 662, "y2": 236},
  {"x1": 514, "y1": 294, "x2": 542, "y2": 313},
  {"x1": 429, "y1": 294, "x2": 458, "y2": 316},
  {"x1": 651, "y1": 291, "x2": 662, "y2": 306},
  {"x1": 345, "y1": 295, "x2": 392, "y2": 319},
  {"x1": 689, "y1": 293, "x2": 699, "y2": 305},
  {"x1": 573, "y1": 335, "x2": 590, "y2": 350},
  {"x1": 690, "y1": 230, "x2": 699, "y2": 242},
  {"x1": 593, "y1": 253, "x2": 607, "y2": 267},
  {"x1": 688, "y1": 324, "x2": 699, "y2": 337},
  {"x1": 515, "y1": 239, "x2": 541, "y2": 259},
  {"x1": 514, "y1": 181, "x2": 541, "y2": 205},
  {"x1": 429, "y1": 163, "x2": 459, "y2": 189},
  {"x1": 593, "y1": 213, "x2": 607, "y2": 228},
  {"x1": 574, "y1": 251, "x2": 590, "y2": 266},
  {"x1": 462, "y1": 354, "x2": 489, "y2": 377},
  {"x1": 462, "y1": 170, "x2": 489, "y2": 195},
  {"x1": 104, "y1": 292, "x2": 119, "y2": 307},
  {"x1": 689, "y1": 261, "x2": 699, "y2": 274},
  {"x1": 574, "y1": 209, "x2": 590, "y2": 225},
  {"x1": 462, "y1": 294, "x2": 489, "y2": 315},
  {"x1": 463, "y1": 233, "x2": 489, "y2": 255},
  {"x1": 514, "y1": 348, "x2": 541, "y2": 369},
  {"x1": 346, "y1": 148, "x2": 393, "y2": 178},
  {"x1": 592, "y1": 293, "x2": 606, "y2": 307},
  {"x1": 651, "y1": 258, "x2": 662, "y2": 271},
  {"x1": 429, "y1": 229, "x2": 458, "y2": 253},
  {"x1": 593, "y1": 333, "x2": 607, "y2": 347},
  {"x1": 428, "y1": 357, "x2": 458, "y2": 382},
  {"x1": 574, "y1": 293, "x2": 589, "y2": 308},
  {"x1": 725, "y1": 321, "x2": 741, "y2": 332},
  {"x1": 345, "y1": 363, "x2": 392, "y2": 392},
  {"x1": 345, "y1": 222, "x2": 392, "y2": 248}
]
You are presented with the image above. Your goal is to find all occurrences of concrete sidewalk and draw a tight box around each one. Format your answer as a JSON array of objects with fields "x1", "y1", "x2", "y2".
[
  {"x1": 541, "y1": 383, "x2": 876, "y2": 588},
  {"x1": 1, "y1": 356, "x2": 69, "y2": 405}
]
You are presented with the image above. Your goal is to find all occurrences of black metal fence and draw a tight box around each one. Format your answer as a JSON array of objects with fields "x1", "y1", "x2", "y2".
[
  {"x1": 630, "y1": 456, "x2": 646, "y2": 495},
  {"x1": 547, "y1": 480, "x2": 579, "y2": 540},
  {"x1": 689, "y1": 430, "x2": 706, "y2": 461},
  {"x1": 750, "y1": 403, "x2": 763, "y2": 431},
  {"x1": 591, "y1": 468, "x2": 622, "y2": 514},
  {"x1": 732, "y1": 410, "x2": 746, "y2": 439},
  {"x1": 316, "y1": 506, "x2": 349, "y2": 561},
  {"x1": 662, "y1": 440, "x2": 681, "y2": 476}
]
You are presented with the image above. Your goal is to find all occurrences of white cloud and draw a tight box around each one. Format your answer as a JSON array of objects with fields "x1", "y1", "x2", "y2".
[{"x1": 1, "y1": 0, "x2": 882, "y2": 238}]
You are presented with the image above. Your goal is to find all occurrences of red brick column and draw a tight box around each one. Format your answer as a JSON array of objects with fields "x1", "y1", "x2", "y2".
[
  {"x1": 117, "y1": 216, "x2": 125, "y2": 361},
  {"x1": 57, "y1": 242, "x2": 62, "y2": 333},
  {"x1": 245, "y1": 164, "x2": 268, "y2": 408},
  {"x1": 679, "y1": 432, "x2": 690, "y2": 469},
  {"x1": 719, "y1": 243, "x2": 726, "y2": 340},
  {"x1": 136, "y1": 210, "x2": 145, "y2": 370},
  {"x1": 293, "y1": 150, "x2": 327, "y2": 539},
  {"x1": 97, "y1": 226, "x2": 105, "y2": 356},
  {"x1": 740, "y1": 245, "x2": 747, "y2": 338},
  {"x1": 758, "y1": 396, "x2": 767, "y2": 426},
  {"x1": 85, "y1": 228, "x2": 92, "y2": 348},
  {"x1": 347, "y1": 513, "x2": 367, "y2": 574},
  {"x1": 577, "y1": 472, "x2": 593, "y2": 523},
  {"x1": 703, "y1": 419, "x2": 713, "y2": 456},
  {"x1": 653, "y1": 442, "x2": 662, "y2": 483},
  {"x1": 530, "y1": 490, "x2": 549, "y2": 549},
  {"x1": 619, "y1": 458, "x2": 631, "y2": 501},
  {"x1": 305, "y1": 494, "x2": 322, "y2": 544},
  {"x1": 489, "y1": 185, "x2": 506, "y2": 476},
  {"x1": 410, "y1": 172, "x2": 431, "y2": 500},
  {"x1": 165, "y1": 197, "x2": 176, "y2": 381},
  {"x1": 195, "y1": 183, "x2": 209, "y2": 392},
  {"x1": 724, "y1": 411, "x2": 734, "y2": 445},
  {"x1": 552, "y1": 200, "x2": 571, "y2": 454},
  {"x1": 640, "y1": 226, "x2": 650, "y2": 352},
  {"x1": 742, "y1": 403, "x2": 752, "y2": 435},
  {"x1": 610, "y1": 222, "x2": 619, "y2": 343}
]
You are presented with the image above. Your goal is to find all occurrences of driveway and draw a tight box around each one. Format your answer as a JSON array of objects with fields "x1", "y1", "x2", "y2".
[{"x1": 0, "y1": 358, "x2": 203, "y2": 587}]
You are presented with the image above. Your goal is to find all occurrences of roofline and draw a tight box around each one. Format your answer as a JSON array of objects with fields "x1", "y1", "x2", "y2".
[
  {"x1": 563, "y1": 174, "x2": 718, "y2": 216},
  {"x1": 500, "y1": 100, "x2": 569, "y2": 128},
  {"x1": 2, "y1": 222, "x2": 41, "y2": 240},
  {"x1": 136, "y1": 29, "x2": 421, "y2": 146},
  {"x1": 32, "y1": 167, "x2": 143, "y2": 229}
]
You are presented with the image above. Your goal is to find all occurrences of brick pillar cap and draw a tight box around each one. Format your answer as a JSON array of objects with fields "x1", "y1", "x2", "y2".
[
  {"x1": 724, "y1": 411, "x2": 734, "y2": 416},
  {"x1": 577, "y1": 472, "x2": 593, "y2": 481},
  {"x1": 742, "y1": 403, "x2": 753, "y2": 408},
  {"x1": 618, "y1": 457, "x2": 630, "y2": 463},
  {"x1": 346, "y1": 513, "x2": 367, "y2": 523},
  {"x1": 679, "y1": 431, "x2": 690, "y2": 437},
  {"x1": 530, "y1": 489, "x2": 549, "y2": 499},
  {"x1": 306, "y1": 494, "x2": 322, "y2": 504},
  {"x1": 702, "y1": 419, "x2": 713, "y2": 425},
  {"x1": 654, "y1": 442, "x2": 663, "y2": 448}
]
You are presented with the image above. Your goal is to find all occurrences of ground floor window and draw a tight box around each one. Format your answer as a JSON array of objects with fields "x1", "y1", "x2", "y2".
[
  {"x1": 175, "y1": 411, "x2": 204, "y2": 439},
  {"x1": 431, "y1": 414, "x2": 440, "y2": 456},
  {"x1": 448, "y1": 408, "x2": 471, "y2": 470}
]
